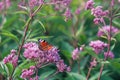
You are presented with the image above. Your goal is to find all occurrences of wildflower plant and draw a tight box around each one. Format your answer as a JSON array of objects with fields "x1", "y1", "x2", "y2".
[{"x1": 0, "y1": 0, "x2": 120, "y2": 80}]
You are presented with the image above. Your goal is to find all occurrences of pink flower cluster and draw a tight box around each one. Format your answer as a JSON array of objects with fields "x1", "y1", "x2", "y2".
[
  {"x1": 97, "y1": 25, "x2": 119, "y2": 37},
  {"x1": 21, "y1": 66, "x2": 38, "y2": 80},
  {"x1": 75, "y1": 7, "x2": 81, "y2": 15},
  {"x1": 72, "y1": 45, "x2": 84, "y2": 60},
  {"x1": 0, "y1": 0, "x2": 11, "y2": 12},
  {"x1": 89, "y1": 40, "x2": 107, "y2": 54},
  {"x1": 22, "y1": 42, "x2": 70, "y2": 73},
  {"x1": 64, "y1": 8, "x2": 72, "y2": 21},
  {"x1": 90, "y1": 58, "x2": 97, "y2": 67},
  {"x1": 104, "y1": 51, "x2": 114, "y2": 59},
  {"x1": 23, "y1": 42, "x2": 40, "y2": 59},
  {"x1": 56, "y1": 60, "x2": 71, "y2": 72},
  {"x1": 29, "y1": 0, "x2": 38, "y2": 8},
  {"x1": 85, "y1": 0, "x2": 94, "y2": 10},
  {"x1": 85, "y1": 0, "x2": 109, "y2": 24},
  {"x1": 3, "y1": 49, "x2": 18, "y2": 67},
  {"x1": 51, "y1": 0, "x2": 72, "y2": 21},
  {"x1": 51, "y1": 0, "x2": 72, "y2": 10},
  {"x1": 18, "y1": 0, "x2": 72, "y2": 20}
]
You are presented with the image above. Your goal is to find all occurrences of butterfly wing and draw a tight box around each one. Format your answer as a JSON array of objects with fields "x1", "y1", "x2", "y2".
[{"x1": 38, "y1": 39, "x2": 53, "y2": 51}]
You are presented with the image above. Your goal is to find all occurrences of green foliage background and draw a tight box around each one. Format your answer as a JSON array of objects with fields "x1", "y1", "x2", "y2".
[{"x1": 0, "y1": 0, "x2": 120, "y2": 80}]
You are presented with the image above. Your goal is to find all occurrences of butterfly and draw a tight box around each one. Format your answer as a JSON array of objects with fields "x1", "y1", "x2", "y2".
[{"x1": 38, "y1": 39, "x2": 53, "y2": 51}]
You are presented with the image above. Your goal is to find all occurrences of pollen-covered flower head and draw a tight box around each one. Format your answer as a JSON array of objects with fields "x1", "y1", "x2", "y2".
[
  {"x1": 97, "y1": 25, "x2": 119, "y2": 37},
  {"x1": 89, "y1": 40, "x2": 107, "y2": 54}
]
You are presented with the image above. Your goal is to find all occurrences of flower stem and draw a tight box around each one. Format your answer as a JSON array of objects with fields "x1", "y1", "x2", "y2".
[
  {"x1": 97, "y1": 2, "x2": 113, "y2": 80},
  {"x1": 86, "y1": 65, "x2": 92, "y2": 80},
  {"x1": 97, "y1": 63, "x2": 104, "y2": 80}
]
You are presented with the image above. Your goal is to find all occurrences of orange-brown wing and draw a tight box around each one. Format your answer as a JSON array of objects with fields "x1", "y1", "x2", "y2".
[{"x1": 39, "y1": 40, "x2": 53, "y2": 51}]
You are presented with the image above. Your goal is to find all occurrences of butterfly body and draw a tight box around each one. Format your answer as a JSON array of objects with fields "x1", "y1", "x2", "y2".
[{"x1": 38, "y1": 39, "x2": 53, "y2": 51}]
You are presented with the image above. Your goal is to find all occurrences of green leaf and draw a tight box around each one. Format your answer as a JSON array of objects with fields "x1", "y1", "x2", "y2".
[
  {"x1": 6, "y1": 63, "x2": 14, "y2": 76},
  {"x1": 0, "y1": 63, "x2": 6, "y2": 75},
  {"x1": 68, "y1": 72, "x2": 86, "y2": 80},
  {"x1": 65, "y1": 74, "x2": 76, "y2": 80},
  {"x1": 0, "y1": 30, "x2": 19, "y2": 44},
  {"x1": 13, "y1": 11, "x2": 28, "y2": 15},
  {"x1": 113, "y1": 20, "x2": 120, "y2": 28},
  {"x1": 40, "y1": 70, "x2": 55, "y2": 80},
  {"x1": 89, "y1": 70, "x2": 109, "y2": 80},
  {"x1": 3, "y1": 15, "x2": 19, "y2": 29},
  {"x1": 101, "y1": 61, "x2": 110, "y2": 64},
  {"x1": 26, "y1": 36, "x2": 54, "y2": 42},
  {"x1": 85, "y1": 47, "x2": 100, "y2": 60},
  {"x1": 115, "y1": 32, "x2": 120, "y2": 42},
  {"x1": 0, "y1": 62, "x2": 8, "y2": 76},
  {"x1": 114, "y1": 13, "x2": 120, "y2": 17},
  {"x1": 37, "y1": 20, "x2": 46, "y2": 33},
  {"x1": 110, "y1": 61, "x2": 120, "y2": 73}
]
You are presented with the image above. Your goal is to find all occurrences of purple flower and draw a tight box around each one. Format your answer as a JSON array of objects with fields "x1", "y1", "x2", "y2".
[
  {"x1": 64, "y1": 8, "x2": 72, "y2": 21},
  {"x1": 90, "y1": 58, "x2": 97, "y2": 67},
  {"x1": 111, "y1": 0, "x2": 114, "y2": 7},
  {"x1": 29, "y1": 0, "x2": 38, "y2": 8},
  {"x1": 119, "y1": 0, "x2": 120, "y2": 3},
  {"x1": 89, "y1": 5, "x2": 109, "y2": 24},
  {"x1": 23, "y1": 42, "x2": 40, "y2": 59},
  {"x1": 3, "y1": 49, "x2": 18, "y2": 67},
  {"x1": 21, "y1": 66, "x2": 36, "y2": 79},
  {"x1": 97, "y1": 25, "x2": 119, "y2": 37},
  {"x1": 47, "y1": 47, "x2": 61, "y2": 62},
  {"x1": 30, "y1": 76, "x2": 39, "y2": 80},
  {"x1": 91, "y1": 6, "x2": 104, "y2": 17},
  {"x1": 72, "y1": 45, "x2": 84, "y2": 60},
  {"x1": 23, "y1": 42, "x2": 70, "y2": 73},
  {"x1": 93, "y1": 18, "x2": 101, "y2": 24},
  {"x1": 6, "y1": 0, "x2": 11, "y2": 8},
  {"x1": 0, "y1": 2, "x2": 4, "y2": 11},
  {"x1": 104, "y1": 51, "x2": 114, "y2": 59},
  {"x1": 85, "y1": 0, "x2": 95, "y2": 10},
  {"x1": 89, "y1": 40, "x2": 107, "y2": 54},
  {"x1": 39, "y1": 0, "x2": 44, "y2": 5},
  {"x1": 72, "y1": 48, "x2": 80, "y2": 60},
  {"x1": 75, "y1": 7, "x2": 81, "y2": 14},
  {"x1": 56, "y1": 60, "x2": 70, "y2": 72},
  {"x1": 0, "y1": 0, "x2": 11, "y2": 11},
  {"x1": 62, "y1": 0, "x2": 72, "y2": 6},
  {"x1": 11, "y1": 56, "x2": 18, "y2": 67}
]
